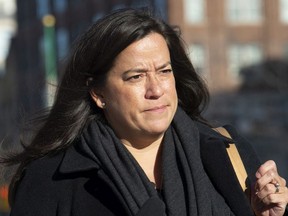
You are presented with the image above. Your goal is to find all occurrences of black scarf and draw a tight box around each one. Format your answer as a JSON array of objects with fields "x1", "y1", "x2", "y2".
[{"x1": 79, "y1": 108, "x2": 235, "y2": 216}]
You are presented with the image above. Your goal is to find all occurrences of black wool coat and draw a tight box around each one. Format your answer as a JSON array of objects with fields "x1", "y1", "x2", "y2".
[{"x1": 10, "y1": 123, "x2": 261, "y2": 216}]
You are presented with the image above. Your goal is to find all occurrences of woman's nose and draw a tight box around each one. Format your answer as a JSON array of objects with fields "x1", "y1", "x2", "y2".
[{"x1": 144, "y1": 75, "x2": 164, "y2": 99}]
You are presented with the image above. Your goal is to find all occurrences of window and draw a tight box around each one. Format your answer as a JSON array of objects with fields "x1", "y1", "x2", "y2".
[
  {"x1": 0, "y1": 0, "x2": 16, "y2": 74},
  {"x1": 280, "y1": 0, "x2": 288, "y2": 23},
  {"x1": 188, "y1": 44, "x2": 207, "y2": 75},
  {"x1": 227, "y1": 0, "x2": 262, "y2": 23},
  {"x1": 228, "y1": 44, "x2": 262, "y2": 77},
  {"x1": 0, "y1": 0, "x2": 16, "y2": 16},
  {"x1": 112, "y1": 3, "x2": 126, "y2": 10},
  {"x1": 92, "y1": 11, "x2": 105, "y2": 22},
  {"x1": 131, "y1": 0, "x2": 149, "y2": 7},
  {"x1": 56, "y1": 28, "x2": 69, "y2": 59},
  {"x1": 0, "y1": 58, "x2": 5, "y2": 76},
  {"x1": 36, "y1": 0, "x2": 50, "y2": 19},
  {"x1": 154, "y1": 0, "x2": 168, "y2": 20},
  {"x1": 184, "y1": 0, "x2": 205, "y2": 24},
  {"x1": 0, "y1": 27, "x2": 16, "y2": 75},
  {"x1": 71, "y1": 0, "x2": 81, "y2": 6},
  {"x1": 0, "y1": 31, "x2": 11, "y2": 60},
  {"x1": 53, "y1": 0, "x2": 67, "y2": 14},
  {"x1": 284, "y1": 44, "x2": 288, "y2": 59}
]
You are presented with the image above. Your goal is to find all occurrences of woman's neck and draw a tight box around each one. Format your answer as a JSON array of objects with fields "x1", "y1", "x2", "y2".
[
  {"x1": 121, "y1": 133, "x2": 164, "y2": 150},
  {"x1": 122, "y1": 136, "x2": 163, "y2": 188}
]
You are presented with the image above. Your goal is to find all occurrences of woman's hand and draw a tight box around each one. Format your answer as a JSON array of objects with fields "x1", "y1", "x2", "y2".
[{"x1": 251, "y1": 160, "x2": 288, "y2": 216}]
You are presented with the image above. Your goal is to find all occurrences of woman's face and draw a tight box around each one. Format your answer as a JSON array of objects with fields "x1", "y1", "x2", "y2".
[{"x1": 92, "y1": 33, "x2": 178, "y2": 144}]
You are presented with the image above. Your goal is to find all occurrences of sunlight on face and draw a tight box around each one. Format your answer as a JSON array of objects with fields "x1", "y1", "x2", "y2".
[{"x1": 93, "y1": 33, "x2": 178, "y2": 145}]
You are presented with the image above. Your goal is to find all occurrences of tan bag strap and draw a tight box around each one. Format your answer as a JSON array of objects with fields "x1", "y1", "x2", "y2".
[{"x1": 215, "y1": 127, "x2": 248, "y2": 191}]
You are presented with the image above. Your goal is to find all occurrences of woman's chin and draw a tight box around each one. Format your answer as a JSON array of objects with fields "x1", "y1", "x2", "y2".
[{"x1": 141, "y1": 124, "x2": 170, "y2": 137}]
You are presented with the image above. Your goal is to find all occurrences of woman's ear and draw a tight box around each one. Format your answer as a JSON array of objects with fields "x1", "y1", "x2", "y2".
[{"x1": 90, "y1": 89, "x2": 106, "y2": 109}]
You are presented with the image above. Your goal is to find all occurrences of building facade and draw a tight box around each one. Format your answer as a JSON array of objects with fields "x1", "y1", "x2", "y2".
[{"x1": 168, "y1": 0, "x2": 288, "y2": 91}]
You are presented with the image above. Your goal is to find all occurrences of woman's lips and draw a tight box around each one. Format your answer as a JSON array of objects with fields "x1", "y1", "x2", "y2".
[{"x1": 145, "y1": 105, "x2": 168, "y2": 113}]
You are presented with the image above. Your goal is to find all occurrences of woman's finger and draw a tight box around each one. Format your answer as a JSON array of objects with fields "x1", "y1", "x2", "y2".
[
  {"x1": 256, "y1": 160, "x2": 277, "y2": 178},
  {"x1": 254, "y1": 160, "x2": 285, "y2": 193},
  {"x1": 260, "y1": 187, "x2": 288, "y2": 206},
  {"x1": 255, "y1": 183, "x2": 285, "y2": 200}
]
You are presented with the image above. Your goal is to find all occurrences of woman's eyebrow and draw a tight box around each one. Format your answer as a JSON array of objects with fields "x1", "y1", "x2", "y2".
[
  {"x1": 155, "y1": 61, "x2": 171, "y2": 70},
  {"x1": 122, "y1": 61, "x2": 172, "y2": 75},
  {"x1": 122, "y1": 68, "x2": 148, "y2": 75}
]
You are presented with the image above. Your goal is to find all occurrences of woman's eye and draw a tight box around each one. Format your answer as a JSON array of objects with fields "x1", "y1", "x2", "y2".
[
  {"x1": 161, "y1": 69, "x2": 173, "y2": 74},
  {"x1": 127, "y1": 74, "x2": 142, "y2": 80}
]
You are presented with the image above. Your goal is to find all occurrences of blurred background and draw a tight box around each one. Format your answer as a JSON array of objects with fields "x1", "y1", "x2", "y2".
[{"x1": 0, "y1": 0, "x2": 287, "y2": 214}]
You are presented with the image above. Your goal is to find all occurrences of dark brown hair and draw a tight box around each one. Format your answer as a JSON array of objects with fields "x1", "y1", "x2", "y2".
[{"x1": 2, "y1": 8, "x2": 209, "y2": 203}]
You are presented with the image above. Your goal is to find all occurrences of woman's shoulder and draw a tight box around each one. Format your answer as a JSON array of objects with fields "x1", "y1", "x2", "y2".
[
  {"x1": 195, "y1": 120, "x2": 261, "y2": 180},
  {"x1": 10, "y1": 152, "x2": 65, "y2": 214},
  {"x1": 14, "y1": 151, "x2": 66, "y2": 197},
  {"x1": 21, "y1": 141, "x2": 99, "y2": 184},
  {"x1": 194, "y1": 121, "x2": 233, "y2": 142},
  {"x1": 11, "y1": 146, "x2": 101, "y2": 215},
  {"x1": 195, "y1": 121, "x2": 250, "y2": 147},
  {"x1": 11, "y1": 145, "x2": 123, "y2": 216},
  {"x1": 20, "y1": 150, "x2": 65, "y2": 184}
]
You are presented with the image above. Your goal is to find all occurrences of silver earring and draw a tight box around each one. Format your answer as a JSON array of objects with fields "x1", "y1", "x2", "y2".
[{"x1": 102, "y1": 102, "x2": 106, "y2": 108}]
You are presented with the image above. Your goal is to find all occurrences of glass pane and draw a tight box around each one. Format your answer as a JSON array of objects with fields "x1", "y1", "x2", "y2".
[
  {"x1": 228, "y1": 44, "x2": 262, "y2": 77},
  {"x1": 36, "y1": 0, "x2": 50, "y2": 18},
  {"x1": 184, "y1": 0, "x2": 205, "y2": 24},
  {"x1": 189, "y1": 44, "x2": 206, "y2": 74},
  {"x1": 284, "y1": 44, "x2": 288, "y2": 59},
  {"x1": 54, "y1": 0, "x2": 67, "y2": 13},
  {"x1": 280, "y1": 0, "x2": 288, "y2": 23},
  {"x1": 227, "y1": 0, "x2": 262, "y2": 23},
  {"x1": 56, "y1": 28, "x2": 69, "y2": 59}
]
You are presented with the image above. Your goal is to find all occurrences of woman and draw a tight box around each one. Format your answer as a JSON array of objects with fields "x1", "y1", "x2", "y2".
[{"x1": 2, "y1": 8, "x2": 288, "y2": 216}]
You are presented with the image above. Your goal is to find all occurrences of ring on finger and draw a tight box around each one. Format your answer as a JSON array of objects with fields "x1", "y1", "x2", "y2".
[{"x1": 274, "y1": 182, "x2": 280, "y2": 193}]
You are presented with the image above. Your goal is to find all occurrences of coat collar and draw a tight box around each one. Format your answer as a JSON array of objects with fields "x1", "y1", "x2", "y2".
[
  {"x1": 58, "y1": 141, "x2": 100, "y2": 175},
  {"x1": 194, "y1": 121, "x2": 233, "y2": 145}
]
